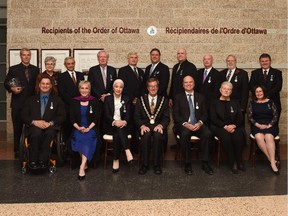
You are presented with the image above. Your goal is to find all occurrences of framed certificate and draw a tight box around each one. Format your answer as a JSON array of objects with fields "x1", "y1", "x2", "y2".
[
  {"x1": 73, "y1": 49, "x2": 103, "y2": 73},
  {"x1": 9, "y1": 49, "x2": 38, "y2": 67},
  {"x1": 41, "y1": 49, "x2": 71, "y2": 73}
]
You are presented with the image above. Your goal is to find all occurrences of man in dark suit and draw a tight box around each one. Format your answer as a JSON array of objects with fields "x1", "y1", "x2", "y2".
[
  {"x1": 143, "y1": 48, "x2": 170, "y2": 96},
  {"x1": 88, "y1": 50, "x2": 117, "y2": 102},
  {"x1": 4, "y1": 48, "x2": 39, "y2": 158},
  {"x1": 173, "y1": 75, "x2": 214, "y2": 175},
  {"x1": 135, "y1": 78, "x2": 170, "y2": 175},
  {"x1": 220, "y1": 55, "x2": 249, "y2": 118},
  {"x1": 249, "y1": 53, "x2": 282, "y2": 118},
  {"x1": 168, "y1": 48, "x2": 197, "y2": 107},
  {"x1": 196, "y1": 54, "x2": 221, "y2": 108},
  {"x1": 21, "y1": 75, "x2": 66, "y2": 169},
  {"x1": 118, "y1": 52, "x2": 145, "y2": 152},
  {"x1": 57, "y1": 57, "x2": 84, "y2": 155}
]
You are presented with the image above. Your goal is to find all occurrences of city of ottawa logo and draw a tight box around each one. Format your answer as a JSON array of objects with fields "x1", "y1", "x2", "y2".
[{"x1": 147, "y1": 26, "x2": 157, "y2": 36}]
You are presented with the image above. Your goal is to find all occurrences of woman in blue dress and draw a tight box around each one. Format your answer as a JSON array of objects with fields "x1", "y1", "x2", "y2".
[
  {"x1": 70, "y1": 80, "x2": 100, "y2": 180},
  {"x1": 248, "y1": 85, "x2": 279, "y2": 174}
]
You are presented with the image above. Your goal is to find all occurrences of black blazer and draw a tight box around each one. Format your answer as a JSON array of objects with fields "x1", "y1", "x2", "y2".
[
  {"x1": 196, "y1": 67, "x2": 221, "y2": 106},
  {"x1": 134, "y1": 95, "x2": 170, "y2": 129},
  {"x1": 168, "y1": 59, "x2": 198, "y2": 100},
  {"x1": 21, "y1": 94, "x2": 66, "y2": 128},
  {"x1": 4, "y1": 63, "x2": 39, "y2": 109},
  {"x1": 57, "y1": 71, "x2": 84, "y2": 106},
  {"x1": 118, "y1": 65, "x2": 145, "y2": 101},
  {"x1": 143, "y1": 62, "x2": 170, "y2": 96},
  {"x1": 88, "y1": 65, "x2": 117, "y2": 100},
  {"x1": 210, "y1": 99, "x2": 243, "y2": 129},
  {"x1": 249, "y1": 67, "x2": 282, "y2": 111},
  {"x1": 103, "y1": 94, "x2": 131, "y2": 133},
  {"x1": 173, "y1": 92, "x2": 208, "y2": 126},
  {"x1": 220, "y1": 68, "x2": 249, "y2": 111},
  {"x1": 69, "y1": 99, "x2": 100, "y2": 133}
]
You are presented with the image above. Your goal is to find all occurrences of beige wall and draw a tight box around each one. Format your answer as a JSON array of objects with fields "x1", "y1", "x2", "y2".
[{"x1": 7, "y1": 0, "x2": 287, "y2": 144}]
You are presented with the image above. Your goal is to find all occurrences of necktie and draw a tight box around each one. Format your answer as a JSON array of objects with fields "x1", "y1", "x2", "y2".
[
  {"x1": 226, "y1": 70, "x2": 232, "y2": 81},
  {"x1": 149, "y1": 65, "x2": 154, "y2": 76},
  {"x1": 24, "y1": 66, "x2": 29, "y2": 82},
  {"x1": 176, "y1": 63, "x2": 181, "y2": 74},
  {"x1": 188, "y1": 94, "x2": 197, "y2": 125},
  {"x1": 41, "y1": 95, "x2": 48, "y2": 118},
  {"x1": 134, "y1": 67, "x2": 139, "y2": 79},
  {"x1": 203, "y1": 69, "x2": 208, "y2": 83},
  {"x1": 150, "y1": 97, "x2": 155, "y2": 114},
  {"x1": 264, "y1": 70, "x2": 267, "y2": 81},
  {"x1": 71, "y1": 72, "x2": 76, "y2": 85},
  {"x1": 101, "y1": 67, "x2": 107, "y2": 88}
]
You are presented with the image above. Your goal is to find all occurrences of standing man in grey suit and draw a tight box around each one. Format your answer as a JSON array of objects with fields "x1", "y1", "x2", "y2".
[
  {"x1": 249, "y1": 53, "x2": 282, "y2": 119},
  {"x1": 88, "y1": 50, "x2": 117, "y2": 103},
  {"x1": 4, "y1": 48, "x2": 39, "y2": 158},
  {"x1": 168, "y1": 48, "x2": 197, "y2": 107},
  {"x1": 143, "y1": 48, "x2": 170, "y2": 97}
]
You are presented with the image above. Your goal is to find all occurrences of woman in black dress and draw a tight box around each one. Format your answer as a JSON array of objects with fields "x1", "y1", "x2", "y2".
[
  {"x1": 210, "y1": 81, "x2": 246, "y2": 174},
  {"x1": 248, "y1": 85, "x2": 279, "y2": 174}
]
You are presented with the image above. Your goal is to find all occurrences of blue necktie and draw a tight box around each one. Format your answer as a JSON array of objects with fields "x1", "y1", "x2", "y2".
[
  {"x1": 203, "y1": 69, "x2": 208, "y2": 83},
  {"x1": 41, "y1": 96, "x2": 48, "y2": 118},
  {"x1": 188, "y1": 94, "x2": 196, "y2": 125}
]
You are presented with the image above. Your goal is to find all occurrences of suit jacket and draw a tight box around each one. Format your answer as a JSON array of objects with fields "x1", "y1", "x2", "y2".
[
  {"x1": 118, "y1": 65, "x2": 145, "y2": 101},
  {"x1": 21, "y1": 94, "x2": 66, "y2": 128},
  {"x1": 143, "y1": 62, "x2": 170, "y2": 96},
  {"x1": 69, "y1": 99, "x2": 100, "y2": 133},
  {"x1": 168, "y1": 59, "x2": 198, "y2": 100},
  {"x1": 173, "y1": 92, "x2": 208, "y2": 127},
  {"x1": 57, "y1": 71, "x2": 84, "y2": 106},
  {"x1": 209, "y1": 99, "x2": 243, "y2": 129},
  {"x1": 134, "y1": 95, "x2": 170, "y2": 129},
  {"x1": 249, "y1": 67, "x2": 282, "y2": 111},
  {"x1": 88, "y1": 65, "x2": 117, "y2": 100},
  {"x1": 220, "y1": 68, "x2": 249, "y2": 111},
  {"x1": 4, "y1": 63, "x2": 39, "y2": 109},
  {"x1": 196, "y1": 67, "x2": 221, "y2": 106},
  {"x1": 103, "y1": 94, "x2": 131, "y2": 133}
]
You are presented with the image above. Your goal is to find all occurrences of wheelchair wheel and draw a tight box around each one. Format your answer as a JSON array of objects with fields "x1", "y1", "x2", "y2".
[
  {"x1": 56, "y1": 130, "x2": 66, "y2": 167},
  {"x1": 49, "y1": 166, "x2": 57, "y2": 173}
]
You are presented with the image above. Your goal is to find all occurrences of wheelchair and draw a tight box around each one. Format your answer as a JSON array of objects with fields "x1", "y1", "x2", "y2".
[{"x1": 19, "y1": 125, "x2": 66, "y2": 174}]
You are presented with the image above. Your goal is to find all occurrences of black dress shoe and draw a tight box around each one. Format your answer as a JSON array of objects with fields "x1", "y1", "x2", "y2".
[
  {"x1": 154, "y1": 165, "x2": 162, "y2": 175},
  {"x1": 238, "y1": 164, "x2": 246, "y2": 172},
  {"x1": 78, "y1": 175, "x2": 85, "y2": 180},
  {"x1": 112, "y1": 168, "x2": 119, "y2": 173},
  {"x1": 184, "y1": 164, "x2": 193, "y2": 175},
  {"x1": 201, "y1": 163, "x2": 214, "y2": 175},
  {"x1": 138, "y1": 165, "x2": 148, "y2": 175},
  {"x1": 29, "y1": 161, "x2": 39, "y2": 169},
  {"x1": 39, "y1": 161, "x2": 48, "y2": 169}
]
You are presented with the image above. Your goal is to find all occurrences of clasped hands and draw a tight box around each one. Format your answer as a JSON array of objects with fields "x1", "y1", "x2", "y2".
[
  {"x1": 255, "y1": 123, "x2": 272, "y2": 130},
  {"x1": 224, "y1": 124, "x2": 236, "y2": 133},
  {"x1": 140, "y1": 124, "x2": 163, "y2": 136},
  {"x1": 11, "y1": 87, "x2": 23, "y2": 94},
  {"x1": 184, "y1": 122, "x2": 202, "y2": 131},
  {"x1": 113, "y1": 120, "x2": 127, "y2": 128},
  {"x1": 33, "y1": 120, "x2": 51, "y2": 129}
]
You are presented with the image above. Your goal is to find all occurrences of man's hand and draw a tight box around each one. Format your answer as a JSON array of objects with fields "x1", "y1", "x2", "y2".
[
  {"x1": 154, "y1": 124, "x2": 163, "y2": 134},
  {"x1": 100, "y1": 93, "x2": 109, "y2": 102},
  {"x1": 132, "y1": 98, "x2": 138, "y2": 105},
  {"x1": 184, "y1": 122, "x2": 201, "y2": 131},
  {"x1": 140, "y1": 125, "x2": 150, "y2": 136},
  {"x1": 33, "y1": 120, "x2": 50, "y2": 129},
  {"x1": 224, "y1": 124, "x2": 236, "y2": 133},
  {"x1": 114, "y1": 120, "x2": 126, "y2": 128},
  {"x1": 11, "y1": 87, "x2": 23, "y2": 94}
]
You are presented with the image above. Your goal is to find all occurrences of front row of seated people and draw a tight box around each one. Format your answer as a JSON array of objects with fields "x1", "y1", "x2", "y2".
[{"x1": 21, "y1": 74, "x2": 280, "y2": 179}]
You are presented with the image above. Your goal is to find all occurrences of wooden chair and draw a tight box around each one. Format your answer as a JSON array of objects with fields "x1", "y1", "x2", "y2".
[
  {"x1": 175, "y1": 135, "x2": 221, "y2": 167},
  {"x1": 102, "y1": 134, "x2": 132, "y2": 169},
  {"x1": 249, "y1": 134, "x2": 280, "y2": 167}
]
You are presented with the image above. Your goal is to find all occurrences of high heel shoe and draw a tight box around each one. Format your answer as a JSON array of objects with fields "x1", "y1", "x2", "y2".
[
  {"x1": 112, "y1": 168, "x2": 119, "y2": 173},
  {"x1": 275, "y1": 160, "x2": 280, "y2": 168},
  {"x1": 78, "y1": 174, "x2": 85, "y2": 180}
]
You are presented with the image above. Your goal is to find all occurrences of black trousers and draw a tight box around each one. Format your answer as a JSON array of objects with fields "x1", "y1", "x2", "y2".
[
  {"x1": 11, "y1": 108, "x2": 24, "y2": 153},
  {"x1": 140, "y1": 125, "x2": 163, "y2": 167},
  {"x1": 177, "y1": 125, "x2": 213, "y2": 164},
  {"x1": 28, "y1": 127, "x2": 56, "y2": 162},
  {"x1": 214, "y1": 127, "x2": 245, "y2": 166},
  {"x1": 112, "y1": 127, "x2": 130, "y2": 160}
]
